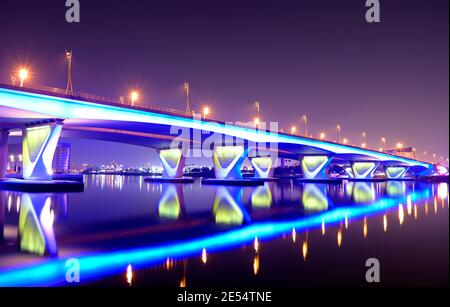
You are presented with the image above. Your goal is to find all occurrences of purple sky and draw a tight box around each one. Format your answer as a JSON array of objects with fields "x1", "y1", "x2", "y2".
[{"x1": 0, "y1": 0, "x2": 448, "y2": 167}]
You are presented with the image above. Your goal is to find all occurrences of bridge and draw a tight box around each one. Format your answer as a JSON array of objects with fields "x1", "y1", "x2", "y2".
[{"x1": 0, "y1": 84, "x2": 436, "y2": 184}]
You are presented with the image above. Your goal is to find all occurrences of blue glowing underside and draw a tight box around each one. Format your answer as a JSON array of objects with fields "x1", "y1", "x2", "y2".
[
  {"x1": 0, "y1": 189, "x2": 430, "y2": 286},
  {"x1": 0, "y1": 87, "x2": 431, "y2": 168}
]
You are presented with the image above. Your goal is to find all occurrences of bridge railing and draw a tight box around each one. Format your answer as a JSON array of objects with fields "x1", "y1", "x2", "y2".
[{"x1": 24, "y1": 84, "x2": 191, "y2": 117}]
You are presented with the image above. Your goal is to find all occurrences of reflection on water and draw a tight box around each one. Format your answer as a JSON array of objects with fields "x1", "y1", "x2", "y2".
[
  {"x1": 158, "y1": 184, "x2": 185, "y2": 219},
  {"x1": 0, "y1": 176, "x2": 448, "y2": 286}
]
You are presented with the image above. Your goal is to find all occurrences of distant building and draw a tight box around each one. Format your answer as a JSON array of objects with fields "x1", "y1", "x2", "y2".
[
  {"x1": 52, "y1": 142, "x2": 71, "y2": 174},
  {"x1": 385, "y1": 147, "x2": 416, "y2": 159}
]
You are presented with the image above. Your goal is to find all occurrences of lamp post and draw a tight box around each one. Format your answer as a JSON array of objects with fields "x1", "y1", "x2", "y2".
[
  {"x1": 302, "y1": 115, "x2": 308, "y2": 136},
  {"x1": 381, "y1": 137, "x2": 386, "y2": 151},
  {"x1": 184, "y1": 82, "x2": 190, "y2": 115},
  {"x1": 65, "y1": 50, "x2": 74, "y2": 95},
  {"x1": 336, "y1": 124, "x2": 341, "y2": 143}
]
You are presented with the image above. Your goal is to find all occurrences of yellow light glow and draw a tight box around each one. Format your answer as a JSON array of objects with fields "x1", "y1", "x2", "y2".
[
  {"x1": 383, "y1": 214, "x2": 388, "y2": 232},
  {"x1": 126, "y1": 264, "x2": 133, "y2": 286},
  {"x1": 320, "y1": 132, "x2": 325, "y2": 140},
  {"x1": 254, "y1": 117, "x2": 260, "y2": 127},
  {"x1": 302, "y1": 240, "x2": 308, "y2": 261},
  {"x1": 321, "y1": 219, "x2": 326, "y2": 235},
  {"x1": 201, "y1": 248, "x2": 207, "y2": 264},
  {"x1": 361, "y1": 143, "x2": 366, "y2": 148},
  {"x1": 253, "y1": 255, "x2": 260, "y2": 275},
  {"x1": 292, "y1": 228, "x2": 296, "y2": 243},
  {"x1": 344, "y1": 215, "x2": 349, "y2": 229},
  {"x1": 363, "y1": 217, "x2": 368, "y2": 238},
  {"x1": 203, "y1": 106, "x2": 210, "y2": 117},
  {"x1": 398, "y1": 204, "x2": 404, "y2": 225},
  {"x1": 337, "y1": 229, "x2": 342, "y2": 247},
  {"x1": 18, "y1": 68, "x2": 28, "y2": 87},
  {"x1": 130, "y1": 91, "x2": 139, "y2": 105},
  {"x1": 396, "y1": 143, "x2": 403, "y2": 149},
  {"x1": 254, "y1": 237, "x2": 259, "y2": 253},
  {"x1": 291, "y1": 126, "x2": 297, "y2": 134},
  {"x1": 343, "y1": 138, "x2": 348, "y2": 145}
]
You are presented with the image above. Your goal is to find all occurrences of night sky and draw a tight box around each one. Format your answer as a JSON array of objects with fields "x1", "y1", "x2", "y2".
[{"x1": 0, "y1": 0, "x2": 448, "y2": 167}]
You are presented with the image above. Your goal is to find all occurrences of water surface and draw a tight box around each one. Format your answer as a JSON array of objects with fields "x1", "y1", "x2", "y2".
[{"x1": 0, "y1": 176, "x2": 448, "y2": 286}]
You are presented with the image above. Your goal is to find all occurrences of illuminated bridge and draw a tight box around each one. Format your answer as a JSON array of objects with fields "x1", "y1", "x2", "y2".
[{"x1": 0, "y1": 84, "x2": 436, "y2": 182}]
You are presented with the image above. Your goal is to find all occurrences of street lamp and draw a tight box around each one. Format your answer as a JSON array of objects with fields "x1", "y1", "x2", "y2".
[
  {"x1": 184, "y1": 82, "x2": 190, "y2": 115},
  {"x1": 342, "y1": 138, "x2": 348, "y2": 145},
  {"x1": 361, "y1": 142, "x2": 366, "y2": 149},
  {"x1": 396, "y1": 143, "x2": 403, "y2": 149},
  {"x1": 336, "y1": 124, "x2": 341, "y2": 143},
  {"x1": 302, "y1": 115, "x2": 308, "y2": 136},
  {"x1": 291, "y1": 126, "x2": 297, "y2": 134},
  {"x1": 18, "y1": 68, "x2": 28, "y2": 87},
  {"x1": 381, "y1": 137, "x2": 386, "y2": 151},
  {"x1": 130, "y1": 91, "x2": 139, "y2": 106},
  {"x1": 203, "y1": 106, "x2": 210, "y2": 119},
  {"x1": 320, "y1": 132, "x2": 325, "y2": 140},
  {"x1": 254, "y1": 117, "x2": 260, "y2": 128}
]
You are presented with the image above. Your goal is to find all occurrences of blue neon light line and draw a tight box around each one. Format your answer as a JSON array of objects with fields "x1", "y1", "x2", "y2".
[
  {"x1": 0, "y1": 189, "x2": 430, "y2": 287},
  {"x1": 0, "y1": 87, "x2": 432, "y2": 168}
]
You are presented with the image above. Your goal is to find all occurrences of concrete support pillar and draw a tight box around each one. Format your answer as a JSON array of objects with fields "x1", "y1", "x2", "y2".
[
  {"x1": 301, "y1": 156, "x2": 333, "y2": 179},
  {"x1": 22, "y1": 124, "x2": 62, "y2": 180},
  {"x1": 213, "y1": 146, "x2": 246, "y2": 179},
  {"x1": 385, "y1": 166, "x2": 409, "y2": 179},
  {"x1": 159, "y1": 148, "x2": 186, "y2": 179},
  {"x1": 250, "y1": 156, "x2": 276, "y2": 179},
  {"x1": 351, "y1": 161, "x2": 380, "y2": 179},
  {"x1": 344, "y1": 166, "x2": 354, "y2": 178},
  {"x1": 0, "y1": 130, "x2": 9, "y2": 179}
]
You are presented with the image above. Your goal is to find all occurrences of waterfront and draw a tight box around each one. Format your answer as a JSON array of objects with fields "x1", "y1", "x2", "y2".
[{"x1": 0, "y1": 176, "x2": 448, "y2": 287}]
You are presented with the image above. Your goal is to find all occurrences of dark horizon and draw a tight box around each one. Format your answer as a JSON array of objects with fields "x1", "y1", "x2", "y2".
[{"x1": 0, "y1": 0, "x2": 448, "y2": 167}]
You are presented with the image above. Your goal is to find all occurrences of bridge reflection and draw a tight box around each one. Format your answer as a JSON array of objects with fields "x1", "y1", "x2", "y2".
[{"x1": 0, "y1": 178, "x2": 448, "y2": 286}]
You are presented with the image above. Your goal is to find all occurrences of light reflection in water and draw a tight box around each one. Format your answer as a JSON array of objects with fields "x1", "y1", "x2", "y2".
[
  {"x1": 337, "y1": 227, "x2": 343, "y2": 247},
  {"x1": 302, "y1": 184, "x2": 329, "y2": 212},
  {"x1": 126, "y1": 264, "x2": 133, "y2": 286},
  {"x1": 158, "y1": 184, "x2": 184, "y2": 219},
  {"x1": 0, "y1": 179, "x2": 446, "y2": 286},
  {"x1": 253, "y1": 254, "x2": 259, "y2": 275},
  {"x1": 363, "y1": 217, "x2": 368, "y2": 239},
  {"x1": 251, "y1": 185, "x2": 272, "y2": 209},
  {"x1": 302, "y1": 240, "x2": 308, "y2": 261},
  {"x1": 352, "y1": 182, "x2": 376, "y2": 203},
  {"x1": 201, "y1": 248, "x2": 207, "y2": 264},
  {"x1": 398, "y1": 204, "x2": 405, "y2": 225}
]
